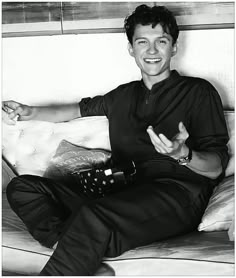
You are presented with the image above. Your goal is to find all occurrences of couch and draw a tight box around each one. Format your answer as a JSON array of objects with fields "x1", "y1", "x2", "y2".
[{"x1": 2, "y1": 108, "x2": 235, "y2": 276}]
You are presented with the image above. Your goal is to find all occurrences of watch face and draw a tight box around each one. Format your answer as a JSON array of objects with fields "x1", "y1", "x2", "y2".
[
  {"x1": 178, "y1": 157, "x2": 190, "y2": 165},
  {"x1": 177, "y1": 147, "x2": 192, "y2": 165},
  {"x1": 178, "y1": 160, "x2": 188, "y2": 166}
]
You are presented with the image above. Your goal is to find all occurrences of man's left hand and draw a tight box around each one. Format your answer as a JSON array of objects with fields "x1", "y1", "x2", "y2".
[{"x1": 147, "y1": 122, "x2": 189, "y2": 159}]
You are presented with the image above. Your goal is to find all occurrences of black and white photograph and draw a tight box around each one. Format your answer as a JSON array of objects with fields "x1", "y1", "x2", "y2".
[{"x1": 2, "y1": 1, "x2": 235, "y2": 276}]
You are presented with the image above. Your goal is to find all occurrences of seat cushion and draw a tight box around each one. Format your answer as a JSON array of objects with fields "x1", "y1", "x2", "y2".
[{"x1": 2, "y1": 192, "x2": 234, "y2": 275}]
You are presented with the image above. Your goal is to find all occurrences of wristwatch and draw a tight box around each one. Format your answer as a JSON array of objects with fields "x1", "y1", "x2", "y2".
[{"x1": 177, "y1": 147, "x2": 192, "y2": 166}]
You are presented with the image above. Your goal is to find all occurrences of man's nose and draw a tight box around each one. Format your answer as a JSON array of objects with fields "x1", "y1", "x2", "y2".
[{"x1": 147, "y1": 43, "x2": 158, "y2": 54}]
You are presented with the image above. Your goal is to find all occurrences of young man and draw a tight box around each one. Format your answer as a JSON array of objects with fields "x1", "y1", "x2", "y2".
[{"x1": 3, "y1": 5, "x2": 229, "y2": 276}]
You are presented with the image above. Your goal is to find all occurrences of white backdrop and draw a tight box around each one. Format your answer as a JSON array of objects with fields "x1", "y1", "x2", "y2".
[{"x1": 2, "y1": 28, "x2": 234, "y2": 109}]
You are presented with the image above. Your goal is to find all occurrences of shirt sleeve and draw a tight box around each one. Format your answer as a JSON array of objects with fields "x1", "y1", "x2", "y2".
[
  {"x1": 79, "y1": 86, "x2": 121, "y2": 117},
  {"x1": 188, "y1": 80, "x2": 229, "y2": 174}
]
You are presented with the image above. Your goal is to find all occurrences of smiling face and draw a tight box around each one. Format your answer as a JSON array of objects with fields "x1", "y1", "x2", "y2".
[{"x1": 128, "y1": 24, "x2": 177, "y2": 89}]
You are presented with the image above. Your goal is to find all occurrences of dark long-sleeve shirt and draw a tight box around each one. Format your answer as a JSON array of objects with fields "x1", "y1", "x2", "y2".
[{"x1": 79, "y1": 70, "x2": 229, "y2": 188}]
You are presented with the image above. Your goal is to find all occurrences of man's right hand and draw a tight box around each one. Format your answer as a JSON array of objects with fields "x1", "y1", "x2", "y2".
[
  {"x1": 2, "y1": 100, "x2": 81, "y2": 124},
  {"x1": 2, "y1": 100, "x2": 33, "y2": 123}
]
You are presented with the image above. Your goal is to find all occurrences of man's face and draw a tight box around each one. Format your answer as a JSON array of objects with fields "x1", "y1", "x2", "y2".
[{"x1": 128, "y1": 24, "x2": 177, "y2": 83}]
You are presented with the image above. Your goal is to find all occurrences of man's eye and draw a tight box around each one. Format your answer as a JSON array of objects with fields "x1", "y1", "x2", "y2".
[
  {"x1": 138, "y1": 40, "x2": 147, "y2": 45},
  {"x1": 160, "y1": 40, "x2": 167, "y2": 44}
]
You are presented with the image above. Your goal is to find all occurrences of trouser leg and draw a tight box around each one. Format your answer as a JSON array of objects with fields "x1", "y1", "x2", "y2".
[
  {"x1": 40, "y1": 181, "x2": 212, "y2": 276},
  {"x1": 6, "y1": 174, "x2": 86, "y2": 248}
]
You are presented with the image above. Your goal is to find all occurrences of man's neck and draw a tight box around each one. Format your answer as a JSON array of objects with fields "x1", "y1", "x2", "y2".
[{"x1": 142, "y1": 70, "x2": 171, "y2": 90}]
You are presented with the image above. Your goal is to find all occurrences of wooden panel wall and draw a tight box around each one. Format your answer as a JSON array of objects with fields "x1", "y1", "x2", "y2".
[
  {"x1": 2, "y1": 2, "x2": 61, "y2": 23},
  {"x1": 2, "y1": 1, "x2": 235, "y2": 37}
]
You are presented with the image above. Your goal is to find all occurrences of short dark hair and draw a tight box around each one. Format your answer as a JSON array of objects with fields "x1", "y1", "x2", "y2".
[{"x1": 124, "y1": 4, "x2": 179, "y2": 45}]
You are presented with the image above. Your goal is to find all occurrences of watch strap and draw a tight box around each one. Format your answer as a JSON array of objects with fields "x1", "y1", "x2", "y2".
[{"x1": 177, "y1": 147, "x2": 192, "y2": 165}]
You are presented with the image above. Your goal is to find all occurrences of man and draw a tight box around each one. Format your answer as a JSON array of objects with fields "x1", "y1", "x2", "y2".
[{"x1": 3, "y1": 4, "x2": 229, "y2": 275}]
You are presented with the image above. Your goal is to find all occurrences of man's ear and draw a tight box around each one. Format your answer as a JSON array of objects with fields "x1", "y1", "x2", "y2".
[
  {"x1": 171, "y1": 42, "x2": 178, "y2": 57},
  {"x1": 128, "y1": 43, "x2": 134, "y2": 57}
]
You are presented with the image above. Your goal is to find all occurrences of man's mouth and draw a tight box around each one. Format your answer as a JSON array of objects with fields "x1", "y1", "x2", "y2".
[{"x1": 144, "y1": 58, "x2": 161, "y2": 64}]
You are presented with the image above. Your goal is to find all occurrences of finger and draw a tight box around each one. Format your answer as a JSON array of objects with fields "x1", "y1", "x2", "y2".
[
  {"x1": 159, "y1": 133, "x2": 173, "y2": 148},
  {"x1": 147, "y1": 128, "x2": 169, "y2": 153},
  {"x1": 147, "y1": 128, "x2": 160, "y2": 149},
  {"x1": 147, "y1": 126, "x2": 163, "y2": 146},
  {"x1": 2, "y1": 102, "x2": 14, "y2": 113},
  {"x1": 2, "y1": 105, "x2": 11, "y2": 113},
  {"x1": 149, "y1": 136, "x2": 163, "y2": 153},
  {"x1": 178, "y1": 122, "x2": 186, "y2": 133},
  {"x1": 156, "y1": 134, "x2": 173, "y2": 153},
  {"x1": 3, "y1": 101, "x2": 20, "y2": 111},
  {"x1": 178, "y1": 122, "x2": 187, "y2": 134},
  {"x1": 174, "y1": 122, "x2": 189, "y2": 141},
  {"x1": 147, "y1": 127, "x2": 162, "y2": 152},
  {"x1": 146, "y1": 126, "x2": 156, "y2": 138},
  {"x1": 8, "y1": 106, "x2": 23, "y2": 119},
  {"x1": 2, "y1": 110, "x2": 17, "y2": 125},
  {"x1": 180, "y1": 122, "x2": 189, "y2": 140}
]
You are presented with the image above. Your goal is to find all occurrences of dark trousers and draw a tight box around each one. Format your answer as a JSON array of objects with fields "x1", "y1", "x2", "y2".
[{"x1": 6, "y1": 174, "x2": 212, "y2": 276}]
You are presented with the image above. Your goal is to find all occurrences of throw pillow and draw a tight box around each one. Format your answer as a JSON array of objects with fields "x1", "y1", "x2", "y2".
[
  {"x1": 198, "y1": 175, "x2": 234, "y2": 232},
  {"x1": 44, "y1": 140, "x2": 111, "y2": 182}
]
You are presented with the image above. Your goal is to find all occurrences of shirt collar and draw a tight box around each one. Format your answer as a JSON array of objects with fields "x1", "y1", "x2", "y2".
[{"x1": 140, "y1": 70, "x2": 180, "y2": 92}]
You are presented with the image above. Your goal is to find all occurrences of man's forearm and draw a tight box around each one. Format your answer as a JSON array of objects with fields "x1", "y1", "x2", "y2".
[
  {"x1": 186, "y1": 150, "x2": 222, "y2": 179},
  {"x1": 30, "y1": 103, "x2": 82, "y2": 123}
]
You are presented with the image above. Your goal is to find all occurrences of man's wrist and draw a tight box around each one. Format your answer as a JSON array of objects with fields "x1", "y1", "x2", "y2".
[
  {"x1": 177, "y1": 145, "x2": 192, "y2": 165},
  {"x1": 180, "y1": 144, "x2": 189, "y2": 158},
  {"x1": 30, "y1": 106, "x2": 37, "y2": 120}
]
